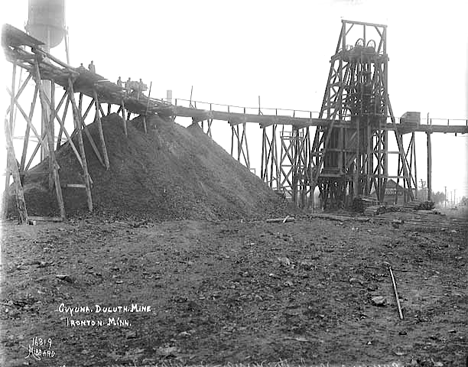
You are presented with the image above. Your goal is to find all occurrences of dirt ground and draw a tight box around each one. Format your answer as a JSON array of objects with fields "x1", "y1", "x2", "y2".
[{"x1": 1, "y1": 207, "x2": 467, "y2": 367}]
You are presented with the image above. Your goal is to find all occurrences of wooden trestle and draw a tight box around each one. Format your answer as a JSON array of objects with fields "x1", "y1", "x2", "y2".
[{"x1": 2, "y1": 23, "x2": 467, "y2": 221}]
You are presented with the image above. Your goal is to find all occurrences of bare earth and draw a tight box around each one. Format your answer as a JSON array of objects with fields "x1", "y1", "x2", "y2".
[{"x1": 1, "y1": 209, "x2": 467, "y2": 367}]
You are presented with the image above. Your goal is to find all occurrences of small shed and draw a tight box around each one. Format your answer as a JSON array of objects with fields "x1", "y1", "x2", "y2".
[{"x1": 371, "y1": 179, "x2": 408, "y2": 205}]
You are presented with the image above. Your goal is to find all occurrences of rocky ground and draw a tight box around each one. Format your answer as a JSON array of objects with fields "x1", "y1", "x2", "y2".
[{"x1": 1, "y1": 208, "x2": 467, "y2": 367}]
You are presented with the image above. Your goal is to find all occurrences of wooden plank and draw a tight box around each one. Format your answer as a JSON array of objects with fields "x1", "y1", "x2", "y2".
[
  {"x1": 266, "y1": 217, "x2": 296, "y2": 223},
  {"x1": 309, "y1": 213, "x2": 370, "y2": 222},
  {"x1": 62, "y1": 183, "x2": 86, "y2": 189},
  {"x1": 28, "y1": 216, "x2": 63, "y2": 222}
]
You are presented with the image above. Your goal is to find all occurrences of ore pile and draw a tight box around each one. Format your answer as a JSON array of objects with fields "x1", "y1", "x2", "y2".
[{"x1": 17, "y1": 113, "x2": 296, "y2": 221}]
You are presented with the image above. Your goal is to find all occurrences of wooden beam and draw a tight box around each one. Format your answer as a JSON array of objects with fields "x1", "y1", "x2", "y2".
[
  {"x1": 7, "y1": 87, "x2": 43, "y2": 143},
  {"x1": 4, "y1": 124, "x2": 28, "y2": 223},
  {"x1": 427, "y1": 132, "x2": 432, "y2": 201},
  {"x1": 82, "y1": 99, "x2": 94, "y2": 121},
  {"x1": 34, "y1": 58, "x2": 66, "y2": 220},
  {"x1": 4, "y1": 73, "x2": 33, "y2": 116},
  {"x1": 142, "y1": 116, "x2": 148, "y2": 133},
  {"x1": 56, "y1": 95, "x2": 70, "y2": 150},
  {"x1": 25, "y1": 137, "x2": 43, "y2": 171},
  {"x1": 68, "y1": 79, "x2": 93, "y2": 212},
  {"x1": 93, "y1": 90, "x2": 110, "y2": 169},
  {"x1": 3, "y1": 60, "x2": 28, "y2": 223},
  {"x1": 98, "y1": 103, "x2": 106, "y2": 118},
  {"x1": 20, "y1": 84, "x2": 38, "y2": 171},
  {"x1": 40, "y1": 92, "x2": 83, "y2": 169},
  {"x1": 77, "y1": 106, "x2": 105, "y2": 167},
  {"x1": 120, "y1": 101, "x2": 128, "y2": 136}
]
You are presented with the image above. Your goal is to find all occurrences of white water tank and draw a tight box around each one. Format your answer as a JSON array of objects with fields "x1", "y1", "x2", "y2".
[{"x1": 26, "y1": 0, "x2": 65, "y2": 49}]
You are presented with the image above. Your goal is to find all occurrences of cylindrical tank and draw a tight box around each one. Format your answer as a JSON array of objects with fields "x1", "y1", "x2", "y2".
[{"x1": 26, "y1": 0, "x2": 65, "y2": 49}]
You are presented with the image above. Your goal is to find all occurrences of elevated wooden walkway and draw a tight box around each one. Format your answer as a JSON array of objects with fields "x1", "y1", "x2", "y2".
[{"x1": 3, "y1": 24, "x2": 467, "y2": 135}]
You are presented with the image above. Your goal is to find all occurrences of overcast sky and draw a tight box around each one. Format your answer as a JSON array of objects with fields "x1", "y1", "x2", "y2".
[{"x1": 1, "y1": 0, "x2": 467, "y2": 199}]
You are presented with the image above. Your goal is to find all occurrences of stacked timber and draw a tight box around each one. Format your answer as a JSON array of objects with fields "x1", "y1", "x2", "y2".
[
  {"x1": 352, "y1": 196, "x2": 379, "y2": 213},
  {"x1": 364, "y1": 205, "x2": 387, "y2": 216},
  {"x1": 387, "y1": 205, "x2": 402, "y2": 213},
  {"x1": 403, "y1": 200, "x2": 435, "y2": 211}
]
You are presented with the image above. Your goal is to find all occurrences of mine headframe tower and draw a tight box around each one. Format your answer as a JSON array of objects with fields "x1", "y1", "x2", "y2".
[{"x1": 310, "y1": 20, "x2": 414, "y2": 209}]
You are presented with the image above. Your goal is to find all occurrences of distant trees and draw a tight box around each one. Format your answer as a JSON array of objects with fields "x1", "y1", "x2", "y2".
[
  {"x1": 431, "y1": 191, "x2": 446, "y2": 205},
  {"x1": 416, "y1": 180, "x2": 445, "y2": 204}
]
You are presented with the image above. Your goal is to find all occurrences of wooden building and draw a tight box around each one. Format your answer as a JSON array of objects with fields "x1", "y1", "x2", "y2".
[{"x1": 371, "y1": 179, "x2": 409, "y2": 205}]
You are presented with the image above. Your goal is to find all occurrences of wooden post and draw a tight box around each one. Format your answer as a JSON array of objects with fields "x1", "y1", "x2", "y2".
[
  {"x1": 207, "y1": 119, "x2": 212, "y2": 137},
  {"x1": 243, "y1": 122, "x2": 250, "y2": 169},
  {"x1": 261, "y1": 128, "x2": 266, "y2": 182},
  {"x1": 3, "y1": 61, "x2": 28, "y2": 223},
  {"x1": 189, "y1": 86, "x2": 193, "y2": 108},
  {"x1": 412, "y1": 132, "x2": 418, "y2": 200},
  {"x1": 353, "y1": 118, "x2": 360, "y2": 198},
  {"x1": 68, "y1": 79, "x2": 93, "y2": 212},
  {"x1": 93, "y1": 90, "x2": 110, "y2": 169},
  {"x1": 121, "y1": 101, "x2": 128, "y2": 136},
  {"x1": 143, "y1": 81, "x2": 153, "y2": 134},
  {"x1": 79, "y1": 93, "x2": 83, "y2": 115},
  {"x1": 34, "y1": 58, "x2": 66, "y2": 220},
  {"x1": 4, "y1": 120, "x2": 28, "y2": 222},
  {"x1": 230, "y1": 124, "x2": 234, "y2": 157},
  {"x1": 48, "y1": 81, "x2": 56, "y2": 189},
  {"x1": 237, "y1": 125, "x2": 241, "y2": 161},
  {"x1": 366, "y1": 124, "x2": 372, "y2": 195},
  {"x1": 426, "y1": 132, "x2": 432, "y2": 201}
]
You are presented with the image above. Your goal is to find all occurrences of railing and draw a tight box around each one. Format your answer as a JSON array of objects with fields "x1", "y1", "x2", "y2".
[
  {"x1": 174, "y1": 98, "x2": 468, "y2": 127},
  {"x1": 385, "y1": 115, "x2": 468, "y2": 127},
  {"x1": 174, "y1": 98, "x2": 321, "y2": 119},
  {"x1": 424, "y1": 117, "x2": 468, "y2": 127}
]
